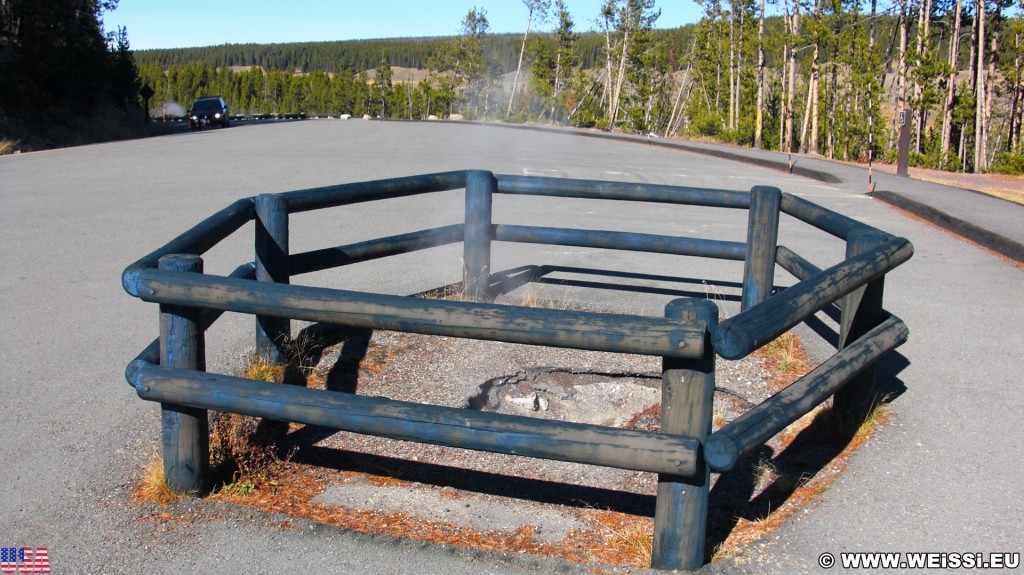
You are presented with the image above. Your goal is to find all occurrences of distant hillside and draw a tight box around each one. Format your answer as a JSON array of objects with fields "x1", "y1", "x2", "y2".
[{"x1": 133, "y1": 28, "x2": 697, "y2": 74}]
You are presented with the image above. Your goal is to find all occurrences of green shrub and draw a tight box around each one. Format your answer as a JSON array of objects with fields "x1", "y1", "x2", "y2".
[
  {"x1": 689, "y1": 110, "x2": 722, "y2": 137},
  {"x1": 989, "y1": 152, "x2": 1024, "y2": 176},
  {"x1": 941, "y1": 154, "x2": 964, "y2": 172}
]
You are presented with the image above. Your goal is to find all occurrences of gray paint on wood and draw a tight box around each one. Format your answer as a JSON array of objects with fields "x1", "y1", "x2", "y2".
[
  {"x1": 255, "y1": 194, "x2": 290, "y2": 364},
  {"x1": 652, "y1": 299, "x2": 718, "y2": 571},
  {"x1": 121, "y1": 171, "x2": 916, "y2": 572},
  {"x1": 132, "y1": 365, "x2": 700, "y2": 477},
  {"x1": 713, "y1": 237, "x2": 913, "y2": 360},
  {"x1": 122, "y1": 198, "x2": 254, "y2": 296},
  {"x1": 834, "y1": 230, "x2": 889, "y2": 427},
  {"x1": 463, "y1": 170, "x2": 495, "y2": 301},
  {"x1": 780, "y1": 192, "x2": 878, "y2": 240},
  {"x1": 282, "y1": 171, "x2": 468, "y2": 213},
  {"x1": 497, "y1": 175, "x2": 751, "y2": 209},
  {"x1": 289, "y1": 225, "x2": 465, "y2": 276},
  {"x1": 775, "y1": 245, "x2": 823, "y2": 282},
  {"x1": 741, "y1": 186, "x2": 782, "y2": 311},
  {"x1": 157, "y1": 254, "x2": 209, "y2": 495},
  {"x1": 136, "y1": 269, "x2": 708, "y2": 359},
  {"x1": 493, "y1": 225, "x2": 747, "y2": 261},
  {"x1": 705, "y1": 314, "x2": 909, "y2": 471}
]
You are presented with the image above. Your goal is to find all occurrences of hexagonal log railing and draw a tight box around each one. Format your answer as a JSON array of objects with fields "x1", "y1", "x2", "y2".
[{"x1": 123, "y1": 170, "x2": 911, "y2": 572}]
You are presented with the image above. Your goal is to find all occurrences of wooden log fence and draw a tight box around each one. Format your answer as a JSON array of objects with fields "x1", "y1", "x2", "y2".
[{"x1": 122, "y1": 170, "x2": 912, "y2": 572}]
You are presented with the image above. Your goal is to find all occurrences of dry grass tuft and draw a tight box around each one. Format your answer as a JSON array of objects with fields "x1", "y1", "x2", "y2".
[
  {"x1": 514, "y1": 287, "x2": 589, "y2": 312},
  {"x1": 240, "y1": 357, "x2": 285, "y2": 383},
  {"x1": 754, "y1": 331, "x2": 813, "y2": 391},
  {"x1": 582, "y1": 511, "x2": 654, "y2": 568},
  {"x1": 134, "y1": 451, "x2": 181, "y2": 506}
]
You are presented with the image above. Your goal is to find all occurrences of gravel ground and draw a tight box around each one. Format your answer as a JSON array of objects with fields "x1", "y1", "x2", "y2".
[{"x1": 244, "y1": 306, "x2": 780, "y2": 553}]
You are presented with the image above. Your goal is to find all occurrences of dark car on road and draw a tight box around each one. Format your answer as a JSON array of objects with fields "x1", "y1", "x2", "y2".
[{"x1": 189, "y1": 96, "x2": 229, "y2": 130}]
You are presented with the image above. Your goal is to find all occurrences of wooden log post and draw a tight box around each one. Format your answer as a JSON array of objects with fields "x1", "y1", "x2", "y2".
[
  {"x1": 255, "y1": 193, "x2": 290, "y2": 364},
  {"x1": 834, "y1": 229, "x2": 887, "y2": 429},
  {"x1": 158, "y1": 254, "x2": 209, "y2": 495},
  {"x1": 463, "y1": 170, "x2": 495, "y2": 301},
  {"x1": 741, "y1": 186, "x2": 782, "y2": 311},
  {"x1": 652, "y1": 299, "x2": 718, "y2": 571}
]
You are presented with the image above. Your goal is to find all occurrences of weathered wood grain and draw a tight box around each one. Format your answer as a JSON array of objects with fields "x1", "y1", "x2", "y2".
[
  {"x1": 775, "y1": 245, "x2": 823, "y2": 282},
  {"x1": 157, "y1": 254, "x2": 209, "y2": 495},
  {"x1": 136, "y1": 269, "x2": 707, "y2": 358},
  {"x1": 497, "y1": 175, "x2": 751, "y2": 209},
  {"x1": 289, "y1": 225, "x2": 465, "y2": 276},
  {"x1": 463, "y1": 170, "x2": 495, "y2": 301},
  {"x1": 741, "y1": 186, "x2": 782, "y2": 311},
  {"x1": 282, "y1": 171, "x2": 467, "y2": 213},
  {"x1": 704, "y1": 314, "x2": 908, "y2": 472},
  {"x1": 132, "y1": 365, "x2": 700, "y2": 477},
  {"x1": 255, "y1": 194, "x2": 290, "y2": 364},
  {"x1": 652, "y1": 300, "x2": 718, "y2": 571},
  {"x1": 712, "y1": 236, "x2": 912, "y2": 360},
  {"x1": 493, "y1": 225, "x2": 747, "y2": 261},
  {"x1": 834, "y1": 230, "x2": 888, "y2": 427}
]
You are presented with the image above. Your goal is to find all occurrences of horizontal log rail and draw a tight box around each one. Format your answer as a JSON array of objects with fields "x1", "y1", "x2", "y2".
[
  {"x1": 282, "y1": 171, "x2": 468, "y2": 213},
  {"x1": 134, "y1": 268, "x2": 708, "y2": 359},
  {"x1": 122, "y1": 198, "x2": 255, "y2": 296},
  {"x1": 712, "y1": 236, "x2": 913, "y2": 360},
  {"x1": 704, "y1": 313, "x2": 909, "y2": 472},
  {"x1": 775, "y1": 245, "x2": 822, "y2": 282},
  {"x1": 496, "y1": 174, "x2": 751, "y2": 209},
  {"x1": 128, "y1": 363, "x2": 701, "y2": 477},
  {"x1": 493, "y1": 224, "x2": 747, "y2": 261},
  {"x1": 121, "y1": 169, "x2": 912, "y2": 573},
  {"x1": 780, "y1": 192, "x2": 884, "y2": 240},
  {"x1": 289, "y1": 224, "x2": 465, "y2": 276}
]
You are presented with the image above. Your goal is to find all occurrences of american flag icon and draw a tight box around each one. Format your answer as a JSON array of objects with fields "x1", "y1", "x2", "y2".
[{"x1": 0, "y1": 547, "x2": 50, "y2": 574}]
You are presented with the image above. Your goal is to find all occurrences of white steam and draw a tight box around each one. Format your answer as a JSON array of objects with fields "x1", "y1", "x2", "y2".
[{"x1": 154, "y1": 101, "x2": 186, "y2": 117}]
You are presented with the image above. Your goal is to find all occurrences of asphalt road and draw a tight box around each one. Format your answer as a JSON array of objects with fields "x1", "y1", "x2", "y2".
[{"x1": 1, "y1": 120, "x2": 1021, "y2": 574}]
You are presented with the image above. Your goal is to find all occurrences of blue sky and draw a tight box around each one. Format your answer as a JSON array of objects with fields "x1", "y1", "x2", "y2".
[{"x1": 105, "y1": 1, "x2": 706, "y2": 51}]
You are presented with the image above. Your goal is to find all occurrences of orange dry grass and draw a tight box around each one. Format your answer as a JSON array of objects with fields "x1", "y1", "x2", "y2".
[
  {"x1": 132, "y1": 451, "x2": 181, "y2": 506},
  {"x1": 211, "y1": 464, "x2": 583, "y2": 560},
  {"x1": 753, "y1": 331, "x2": 813, "y2": 391},
  {"x1": 581, "y1": 511, "x2": 655, "y2": 568}
]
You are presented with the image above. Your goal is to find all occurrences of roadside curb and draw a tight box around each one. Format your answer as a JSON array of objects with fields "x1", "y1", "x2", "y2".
[{"x1": 872, "y1": 190, "x2": 1024, "y2": 263}]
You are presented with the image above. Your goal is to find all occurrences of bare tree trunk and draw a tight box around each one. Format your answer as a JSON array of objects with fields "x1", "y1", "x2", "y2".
[
  {"x1": 868, "y1": 0, "x2": 877, "y2": 163},
  {"x1": 940, "y1": 0, "x2": 963, "y2": 167},
  {"x1": 736, "y1": 4, "x2": 746, "y2": 131},
  {"x1": 780, "y1": 6, "x2": 789, "y2": 152},
  {"x1": 507, "y1": 7, "x2": 535, "y2": 118},
  {"x1": 982, "y1": 0, "x2": 1001, "y2": 167},
  {"x1": 786, "y1": 0, "x2": 799, "y2": 153},
  {"x1": 667, "y1": 39, "x2": 697, "y2": 136},
  {"x1": 610, "y1": 15, "x2": 631, "y2": 126},
  {"x1": 799, "y1": 67, "x2": 814, "y2": 152},
  {"x1": 898, "y1": 0, "x2": 909, "y2": 114},
  {"x1": 828, "y1": 44, "x2": 838, "y2": 159},
  {"x1": 974, "y1": 0, "x2": 986, "y2": 172},
  {"x1": 809, "y1": 41, "x2": 820, "y2": 154},
  {"x1": 1010, "y1": 30, "x2": 1023, "y2": 152},
  {"x1": 602, "y1": 14, "x2": 614, "y2": 117},
  {"x1": 755, "y1": 0, "x2": 765, "y2": 149},
  {"x1": 729, "y1": 0, "x2": 736, "y2": 130},
  {"x1": 912, "y1": 0, "x2": 932, "y2": 153}
]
